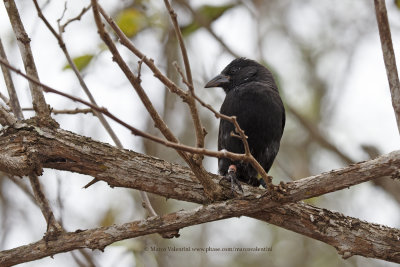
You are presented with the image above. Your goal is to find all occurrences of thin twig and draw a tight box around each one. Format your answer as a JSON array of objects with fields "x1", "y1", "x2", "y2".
[
  {"x1": 28, "y1": 174, "x2": 63, "y2": 234},
  {"x1": 98, "y1": 5, "x2": 205, "y2": 151},
  {"x1": 0, "y1": 39, "x2": 23, "y2": 120},
  {"x1": 0, "y1": 57, "x2": 252, "y2": 166},
  {"x1": 32, "y1": 0, "x2": 158, "y2": 216},
  {"x1": 92, "y1": 1, "x2": 185, "y2": 155},
  {"x1": 59, "y1": 3, "x2": 92, "y2": 32},
  {"x1": 98, "y1": 6, "x2": 188, "y2": 100},
  {"x1": 22, "y1": 107, "x2": 93, "y2": 115},
  {"x1": 163, "y1": 0, "x2": 205, "y2": 150},
  {"x1": 97, "y1": 5, "x2": 222, "y2": 199},
  {"x1": 31, "y1": 0, "x2": 122, "y2": 147},
  {"x1": 192, "y1": 91, "x2": 272, "y2": 187},
  {"x1": 93, "y1": 1, "x2": 223, "y2": 199},
  {"x1": 374, "y1": 0, "x2": 400, "y2": 134},
  {"x1": 4, "y1": 0, "x2": 51, "y2": 119}
]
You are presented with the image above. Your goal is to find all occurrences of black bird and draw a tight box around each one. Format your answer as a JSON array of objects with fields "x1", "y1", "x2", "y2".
[{"x1": 205, "y1": 58, "x2": 285, "y2": 191}]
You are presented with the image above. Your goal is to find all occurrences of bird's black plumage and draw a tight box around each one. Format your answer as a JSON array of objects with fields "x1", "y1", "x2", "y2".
[{"x1": 205, "y1": 58, "x2": 285, "y2": 189}]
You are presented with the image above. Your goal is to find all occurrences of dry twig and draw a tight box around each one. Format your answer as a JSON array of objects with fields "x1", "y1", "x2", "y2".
[
  {"x1": 91, "y1": 0, "x2": 221, "y2": 199},
  {"x1": 4, "y1": 0, "x2": 51, "y2": 119},
  {"x1": 374, "y1": 0, "x2": 400, "y2": 134},
  {"x1": 0, "y1": 39, "x2": 23, "y2": 120}
]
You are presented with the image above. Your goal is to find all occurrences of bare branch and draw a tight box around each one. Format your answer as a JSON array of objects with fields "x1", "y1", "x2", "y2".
[
  {"x1": 0, "y1": 38, "x2": 23, "y2": 120},
  {"x1": 31, "y1": 0, "x2": 165, "y2": 215},
  {"x1": 91, "y1": 1, "x2": 221, "y2": 199},
  {"x1": 1, "y1": 120, "x2": 400, "y2": 263},
  {"x1": 98, "y1": 7, "x2": 188, "y2": 100},
  {"x1": 374, "y1": 0, "x2": 400, "y2": 134},
  {"x1": 1, "y1": 122, "x2": 399, "y2": 215},
  {"x1": 59, "y1": 3, "x2": 92, "y2": 32},
  {"x1": 0, "y1": 104, "x2": 17, "y2": 126},
  {"x1": 22, "y1": 107, "x2": 93, "y2": 115},
  {"x1": 191, "y1": 90, "x2": 272, "y2": 187},
  {"x1": 0, "y1": 58, "x2": 259, "y2": 175},
  {"x1": 3, "y1": 0, "x2": 51, "y2": 119},
  {"x1": 163, "y1": 0, "x2": 205, "y2": 150},
  {"x1": 28, "y1": 174, "x2": 63, "y2": 234},
  {"x1": 32, "y1": 0, "x2": 122, "y2": 148},
  {"x1": 0, "y1": 147, "x2": 399, "y2": 265}
]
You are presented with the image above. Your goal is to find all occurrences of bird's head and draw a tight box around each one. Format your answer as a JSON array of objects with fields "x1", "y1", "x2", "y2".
[{"x1": 205, "y1": 58, "x2": 274, "y2": 93}]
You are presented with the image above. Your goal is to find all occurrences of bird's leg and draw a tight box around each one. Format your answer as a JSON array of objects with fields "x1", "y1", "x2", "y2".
[
  {"x1": 257, "y1": 173, "x2": 268, "y2": 188},
  {"x1": 224, "y1": 164, "x2": 243, "y2": 194}
]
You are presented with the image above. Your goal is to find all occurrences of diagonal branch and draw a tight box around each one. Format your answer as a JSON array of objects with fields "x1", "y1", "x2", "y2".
[
  {"x1": 0, "y1": 38, "x2": 23, "y2": 120},
  {"x1": 0, "y1": 104, "x2": 17, "y2": 126},
  {"x1": 31, "y1": 0, "x2": 159, "y2": 219},
  {"x1": 91, "y1": 0, "x2": 221, "y2": 199},
  {"x1": 99, "y1": 4, "x2": 204, "y2": 156},
  {"x1": 3, "y1": 0, "x2": 51, "y2": 119},
  {"x1": 163, "y1": 0, "x2": 205, "y2": 150},
  {"x1": 28, "y1": 174, "x2": 63, "y2": 234},
  {"x1": 374, "y1": 0, "x2": 400, "y2": 134},
  {"x1": 31, "y1": 0, "x2": 122, "y2": 148}
]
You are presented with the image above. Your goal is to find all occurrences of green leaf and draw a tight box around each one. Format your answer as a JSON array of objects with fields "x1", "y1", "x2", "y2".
[
  {"x1": 115, "y1": 8, "x2": 148, "y2": 38},
  {"x1": 396, "y1": 0, "x2": 400, "y2": 9},
  {"x1": 63, "y1": 54, "x2": 94, "y2": 71},
  {"x1": 200, "y1": 4, "x2": 235, "y2": 20},
  {"x1": 181, "y1": 4, "x2": 235, "y2": 36}
]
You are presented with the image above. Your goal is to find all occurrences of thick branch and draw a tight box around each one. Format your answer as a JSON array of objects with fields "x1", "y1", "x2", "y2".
[
  {"x1": 0, "y1": 130, "x2": 399, "y2": 265},
  {"x1": 374, "y1": 0, "x2": 400, "y2": 134},
  {"x1": 1, "y1": 123, "x2": 399, "y2": 204},
  {"x1": 3, "y1": 0, "x2": 51, "y2": 119},
  {"x1": 1, "y1": 201, "x2": 400, "y2": 266},
  {"x1": 0, "y1": 123, "x2": 400, "y2": 263}
]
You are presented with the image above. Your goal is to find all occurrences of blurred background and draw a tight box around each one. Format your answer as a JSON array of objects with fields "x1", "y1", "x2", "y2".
[{"x1": 1, "y1": 0, "x2": 400, "y2": 266}]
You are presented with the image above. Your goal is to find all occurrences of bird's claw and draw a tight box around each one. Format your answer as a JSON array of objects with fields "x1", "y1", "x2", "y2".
[{"x1": 222, "y1": 165, "x2": 243, "y2": 195}]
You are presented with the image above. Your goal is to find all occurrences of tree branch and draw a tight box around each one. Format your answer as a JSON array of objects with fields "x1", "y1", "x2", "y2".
[
  {"x1": 2, "y1": 199, "x2": 400, "y2": 266},
  {"x1": 374, "y1": 0, "x2": 400, "y2": 134},
  {"x1": 0, "y1": 38, "x2": 23, "y2": 120},
  {"x1": 0, "y1": 105, "x2": 17, "y2": 126},
  {"x1": 28, "y1": 174, "x2": 63, "y2": 234},
  {"x1": 3, "y1": 0, "x2": 51, "y2": 119},
  {"x1": 0, "y1": 123, "x2": 399, "y2": 264},
  {"x1": 98, "y1": 4, "x2": 205, "y2": 162},
  {"x1": 163, "y1": 0, "x2": 205, "y2": 150},
  {"x1": 31, "y1": 0, "x2": 122, "y2": 148},
  {"x1": 91, "y1": 0, "x2": 221, "y2": 199},
  {"x1": 31, "y1": 0, "x2": 159, "y2": 220}
]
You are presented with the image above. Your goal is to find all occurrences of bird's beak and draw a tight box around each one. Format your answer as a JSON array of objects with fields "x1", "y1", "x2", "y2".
[{"x1": 204, "y1": 74, "x2": 230, "y2": 88}]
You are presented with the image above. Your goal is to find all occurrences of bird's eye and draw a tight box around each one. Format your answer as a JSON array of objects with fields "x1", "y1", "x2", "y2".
[{"x1": 230, "y1": 67, "x2": 240, "y2": 74}]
